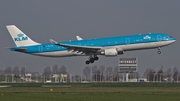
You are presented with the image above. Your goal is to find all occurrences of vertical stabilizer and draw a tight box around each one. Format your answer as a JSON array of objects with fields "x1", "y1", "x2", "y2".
[{"x1": 6, "y1": 25, "x2": 40, "y2": 46}]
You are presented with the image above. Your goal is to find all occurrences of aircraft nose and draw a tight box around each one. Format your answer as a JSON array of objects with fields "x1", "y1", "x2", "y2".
[
  {"x1": 170, "y1": 38, "x2": 176, "y2": 44},
  {"x1": 172, "y1": 38, "x2": 176, "y2": 42},
  {"x1": 173, "y1": 39, "x2": 176, "y2": 43}
]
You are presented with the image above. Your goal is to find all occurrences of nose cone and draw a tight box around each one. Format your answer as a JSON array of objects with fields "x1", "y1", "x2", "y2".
[
  {"x1": 171, "y1": 37, "x2": 176, "y2": 43},
  {"x1": 167, "y1": 35, "x2": 176, "y2": 42},
  {"x1": 172, "y1": 40, "x2": 176, "y2": 43},
  {"x1": 168, "y1": 39, "x2": 176, "y2": 44}
]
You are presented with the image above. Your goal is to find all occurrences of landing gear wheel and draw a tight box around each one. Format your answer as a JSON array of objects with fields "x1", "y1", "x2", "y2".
[
  {"x1": 94, "y1": 57, "x2": 99, "y2": 60},
  {"x1": 157, "y1": 51, "x2": 161, "y2": 54},
  {"x1": 86, "y1": 61, "x2": 90, "y2": 64},
  {"x1": 90, "y1": 58, "x2": 94, "y2": 63},
  {"x1": 85, "y1": 55, "x2": 99, "y2": 64}
]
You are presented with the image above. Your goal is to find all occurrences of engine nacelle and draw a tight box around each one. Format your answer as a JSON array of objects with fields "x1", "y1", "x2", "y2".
[{"x1": 104, "y1": 48, "x2": 118, "y2": 56}]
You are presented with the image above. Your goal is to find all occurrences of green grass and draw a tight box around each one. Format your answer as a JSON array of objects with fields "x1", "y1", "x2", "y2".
[
  {"x1": 0, "y1": 87, "x2": 180, "y2": 101},
  {"x1": 1, "y1": 82, "x2": 180, "y2": 87}
]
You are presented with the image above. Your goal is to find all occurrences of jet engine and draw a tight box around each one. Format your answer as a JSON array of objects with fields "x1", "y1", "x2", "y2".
[{"x1": 103, "y1": 48, "x2": 118, "y2": 56}]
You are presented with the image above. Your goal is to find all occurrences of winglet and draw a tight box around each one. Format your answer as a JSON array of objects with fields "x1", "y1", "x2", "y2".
[
  {"x1": 50, "y1": 39, "x2": 59, "y2": 44},
  {"x1": 76, "y1": 36, "x2": 83, "y2": 40}
]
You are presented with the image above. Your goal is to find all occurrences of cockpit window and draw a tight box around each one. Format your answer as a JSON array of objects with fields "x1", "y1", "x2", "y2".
[{"x1": 166, "y1": 36, "x2": 172, "y2": 38}]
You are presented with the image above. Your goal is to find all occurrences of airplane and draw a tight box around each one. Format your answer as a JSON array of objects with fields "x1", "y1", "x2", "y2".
[{"x1": 6, "y1": 25, "x2": 176, "y2": 64}]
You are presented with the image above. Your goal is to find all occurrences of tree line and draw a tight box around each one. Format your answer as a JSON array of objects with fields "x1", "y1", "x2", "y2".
[
  {"x1": 143, "y1": 66, "x2": 180, "y2": 82},
  {"x1": 0, "y1": 65, "x2": 179, "y2": 82}
]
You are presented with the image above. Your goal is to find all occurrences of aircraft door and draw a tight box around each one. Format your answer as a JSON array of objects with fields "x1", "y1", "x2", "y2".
[
  {"x1": 157, "y1": 35, "x2": 162, "y2": 41},
  {"x1": 39, "y1": 46, "x2": 43, "y2": 52},
  {"x1": 126, "y1": 38, "x2": 130, "y2": 44}
]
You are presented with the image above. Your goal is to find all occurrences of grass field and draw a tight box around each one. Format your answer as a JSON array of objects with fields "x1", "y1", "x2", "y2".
[{"x1": 0, "y1": 87, "x2": 180, "y2": 101}]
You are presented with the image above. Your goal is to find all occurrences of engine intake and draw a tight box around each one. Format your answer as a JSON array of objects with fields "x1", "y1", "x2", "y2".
[{"x1": 104, "y1": 48, "x2": 118, "y2": 56}]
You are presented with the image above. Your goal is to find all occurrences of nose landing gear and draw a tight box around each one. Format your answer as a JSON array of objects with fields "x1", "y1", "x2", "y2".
[
  {"x1": 157, "y1": 47, "x2": 161, "y2": 54},
  {"x1": 85, "y1": 55, "x2": 99, "y2": 64}
]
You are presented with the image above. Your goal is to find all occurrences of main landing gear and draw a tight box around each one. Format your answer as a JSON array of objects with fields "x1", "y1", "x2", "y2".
[
  {"x1": 157, "y1": 47, "x2": 161, "y2": 54},
  {"x1": 85, "y1": 55, "x2": 99, "y2": 64}
]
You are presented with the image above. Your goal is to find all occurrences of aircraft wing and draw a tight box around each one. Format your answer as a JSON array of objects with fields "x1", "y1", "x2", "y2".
[
  {"x1": 58, "y1": 43, "x2": 102, "y2": 50},
  {"x1": 50, "y1": 39, "x2": 102, "y2": 54}
]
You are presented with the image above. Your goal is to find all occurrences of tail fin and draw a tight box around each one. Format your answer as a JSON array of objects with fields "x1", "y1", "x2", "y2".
[{"x1": 6, "y1": 25, "x2": 40, "y2": 46}]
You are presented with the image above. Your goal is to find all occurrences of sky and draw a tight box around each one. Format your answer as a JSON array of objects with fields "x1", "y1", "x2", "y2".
[{"x1": 0, "y1": 0, "x2": 180, "y2": 75}]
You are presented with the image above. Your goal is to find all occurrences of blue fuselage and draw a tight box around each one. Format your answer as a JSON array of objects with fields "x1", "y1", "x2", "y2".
[{"x1": 11, "y1": 33, "x2": 176, "y2": 57}]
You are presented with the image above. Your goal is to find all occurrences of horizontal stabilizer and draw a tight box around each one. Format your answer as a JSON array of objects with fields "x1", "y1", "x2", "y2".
[{"x1": 11, "y1": 47, "x2": 27, "y2": 52}]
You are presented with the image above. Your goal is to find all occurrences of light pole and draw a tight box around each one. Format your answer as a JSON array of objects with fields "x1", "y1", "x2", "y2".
[
  {"x1": 5, "y1": 74, "x2": 7, "y2": 83},
  {"x1": 157, "y1": 72, "x2": 159, "y2": 82},
  {"x1": 80, "y1": 67, "x2": 82, "y2": 83},
  {"x1": 24, "y1": 66, "x2": 27, "y2": 82},
  {"x1": 12, "y1": 74, "x2": 14, "y2": 83},
  {"x1": 160, "y1": 72, "x2": 163, "y2": 82},
  {"x1": 177, "y1": 73, "x2": 178, "y2": 82},
  {"x1": 160, "y1": 73, "x2": 162, "y2": 82},
  {"x1": 147, "y1": 73, "x2": 149, "y2": 82},
  {"x1": 44, "y1": 75, "x2": 46, "y2": 83},
  {"x1": 153, "y1": 72, "x2": 156, "y2": 82}
]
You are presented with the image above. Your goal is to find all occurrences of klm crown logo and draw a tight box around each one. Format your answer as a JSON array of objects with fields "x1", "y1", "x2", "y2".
[
  {"x1": 14, "y1": 33, "x2": 28, "y2": 41},
  {"x1": 143, "y1": 35, "x2": 151, "y2": 40},
  {"x1": 17, "y1": 33, "x2": 24, "y2": 37}
]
